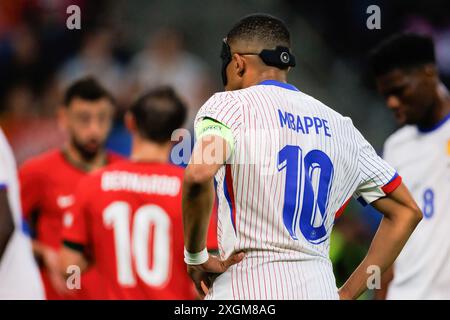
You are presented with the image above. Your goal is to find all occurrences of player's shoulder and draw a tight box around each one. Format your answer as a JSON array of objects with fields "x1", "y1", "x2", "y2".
[
  {"x1": 89, "y1": 159, "x2": 129, "y2": 177},
  {"x1": 74, "y1": 161, "x2": 123, "y2": 194},
  {"x1": 290, "y1": 88, "x2": 352, "y2": 126},
  {"x1": 202, "y1": 90, "x2": 247, "y2": 108},
  {"x1": 299, "y1": 90, "x2": 347, "y2": 119},
  {"x1": 20, "y1": 149, "x2": 64, "y2": 173},
  {"x1": 384, "y1": 125, "x2": 417, "y2": 151}
]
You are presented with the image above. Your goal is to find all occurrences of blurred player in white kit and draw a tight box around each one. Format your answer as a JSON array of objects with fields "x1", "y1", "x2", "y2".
[
  {"x1": 0, "y1": 127, "x2": 44, "y2": 299},
  {"x1": 370, "y1": 33, "x2": 450, "y2": 300}
]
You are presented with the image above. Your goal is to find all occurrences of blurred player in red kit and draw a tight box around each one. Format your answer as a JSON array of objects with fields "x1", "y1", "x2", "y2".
[
  {"x1": 19, "y1": 77, "x2": 123, "y2": 299},
  {"x1": 60, "y1": 87, "x2": 199, "y2": 299}
]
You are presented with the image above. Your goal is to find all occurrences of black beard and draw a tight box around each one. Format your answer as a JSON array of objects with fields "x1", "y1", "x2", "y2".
[{"x1": 71, "y1": 137, "x2": 100, "y2": 162}]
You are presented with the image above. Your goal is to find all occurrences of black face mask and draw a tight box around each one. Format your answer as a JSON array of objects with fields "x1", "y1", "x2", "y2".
[{"x1": 220, "y1": 38, "x2": 296, "y2": 87}]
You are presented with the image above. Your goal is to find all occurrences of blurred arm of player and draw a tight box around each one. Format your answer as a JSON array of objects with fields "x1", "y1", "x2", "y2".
[
  {"x1": 19, "y1": 164, "x2": 70, "y2": 295},
  {"x1": 0, "y1": 189, "x2": 15, "y2": 261},
  {"x1": 183, "y1": 120, "x2": 244, "y2": 298},
  {"x1": 338, "y1": 183, "x2": 422, "y2": 300}
]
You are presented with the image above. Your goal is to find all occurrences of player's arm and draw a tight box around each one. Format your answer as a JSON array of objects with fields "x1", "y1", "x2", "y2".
[
  {"x1": 18, "y1": 163, "x2": 67, "y2": 293},
  {"x1": 374, "y1": 265, "x2": 394, "y2": 300},
  {"x1": 338, "y1": 183, "x2": 422, "y2": 300},
  {"x1": 18, "y1": 164, "x2": 47, "y2": 260},
  {"x1": 0, "y1": 187, "x2": 15, "y2": 261},
  {"x1": 183, "y1": 118, "x2": 244, "y2": 297},
  {"x1": 184, "y1": 131, "x2": 233, "y2": 251}
]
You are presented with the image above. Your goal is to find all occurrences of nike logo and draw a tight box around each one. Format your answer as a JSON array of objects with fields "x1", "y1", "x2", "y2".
[{"x1": 57, "y1": 195, "x2": 74, "y2": 209}]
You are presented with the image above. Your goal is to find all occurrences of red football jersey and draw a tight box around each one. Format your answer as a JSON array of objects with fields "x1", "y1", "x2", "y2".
[
  {"x1": 62, "y1": 161, "x2": 198, "y2": 300},
  {"x1": 19, "y1": 149, "x2": 123, "y2": 300}
]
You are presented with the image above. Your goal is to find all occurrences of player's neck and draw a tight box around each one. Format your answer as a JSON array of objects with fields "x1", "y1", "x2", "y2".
[
  {"x1": 420, "y1": 83, "x2": 450, "y2": 129},
  {"x1": 254, "y1": 70, "x2": 288, "y2": 85},
  {"x1": 436, "y1": 83, "x2": 450, "y2": 119},
  {"x1": 130, "y1": 138, "x2": 171, "y2": 163},
  {"x1": 63, "y1": 143, "x2": 107, "y2": 172}
]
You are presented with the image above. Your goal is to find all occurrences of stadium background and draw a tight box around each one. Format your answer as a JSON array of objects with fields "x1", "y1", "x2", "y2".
[{"x1": 0, "y1": 0, "x2": 449, "y2": 299}]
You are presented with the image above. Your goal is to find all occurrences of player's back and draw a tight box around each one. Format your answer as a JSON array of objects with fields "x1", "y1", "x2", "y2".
[
  {"x1": 65, "y1": 160, "x2": 195, "y2": 299},
  {"x1": 196, "y1": 80, "x2": 398, "y2": 299}
]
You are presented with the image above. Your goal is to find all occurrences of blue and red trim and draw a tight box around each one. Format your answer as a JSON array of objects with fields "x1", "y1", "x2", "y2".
[
  {"x1": 356, "y1": 173, "x2": 402, "y2": 207},
  {"x1": 381, "y1": 173, "x2": 402, "y2": 194},
  {"x1": 223, "y1": 164, "x2": 237, "y2": 233}
]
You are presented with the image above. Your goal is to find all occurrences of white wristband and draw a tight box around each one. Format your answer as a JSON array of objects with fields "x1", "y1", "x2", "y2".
[{"x1": 184, "y1": 247, "x2": 209, "y2": 265}]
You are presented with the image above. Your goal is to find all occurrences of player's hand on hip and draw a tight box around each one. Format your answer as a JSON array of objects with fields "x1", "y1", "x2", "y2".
[
  {"x1": 338, "y1": 287, "x2": 353, "y2": 300},
  {"x1": 187, "y1": 251, "x2": 245, "y2": 299}
]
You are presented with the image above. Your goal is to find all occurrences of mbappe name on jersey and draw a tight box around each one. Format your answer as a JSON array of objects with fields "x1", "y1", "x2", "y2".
[{"x1": 278, "y1": 109, "x2": 332, "y2": 137}]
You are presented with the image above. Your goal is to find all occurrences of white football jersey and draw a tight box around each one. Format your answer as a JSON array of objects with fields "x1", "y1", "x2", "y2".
[
  {"x1": 194, "y1": 80, "x2": 400, "y2": 299},
  {"x1": 0, "y1": 128, "x2": 44, "y2": 299},
  {"x1": 383, "y1": 115, "x2": 450, "y2": 300}
]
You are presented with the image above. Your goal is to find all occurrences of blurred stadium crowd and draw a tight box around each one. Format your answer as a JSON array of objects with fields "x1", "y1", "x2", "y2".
[{"x1": 0, "y1": 0, "x2": 449, "y2": 299}]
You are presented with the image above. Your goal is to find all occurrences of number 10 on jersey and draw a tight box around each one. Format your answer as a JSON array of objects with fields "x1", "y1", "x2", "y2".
[
  {"x1": 103, "y1": 202, "x2": 171, "y2": 287},
  {"x1": 278, "y1": 145, "x2": 334, "y2": 244}
]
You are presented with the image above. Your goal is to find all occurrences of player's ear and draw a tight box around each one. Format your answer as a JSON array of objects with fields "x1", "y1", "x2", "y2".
[
  {"x1": 124, "y1": 111, "x2": 137, "y2": 134},
  {"x1": 233, "y1": 53, "x2": 246, "y2": 78}
]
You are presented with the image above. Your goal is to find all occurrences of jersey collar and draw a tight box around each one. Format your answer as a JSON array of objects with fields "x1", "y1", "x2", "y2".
[
  {"x1": 257, "y1": 79, "x2": 299, "y2": 92},
  {"x1": 417, "y1": 112, "x2": 450, "y2": 133}
]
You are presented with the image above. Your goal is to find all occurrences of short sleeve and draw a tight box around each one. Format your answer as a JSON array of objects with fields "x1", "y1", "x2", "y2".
[
  {"x1": 353, "y1": 127, "x2": 402, "y2": 206},
  {"x1": 62, "y1": 177, "x2": 91, "y2": 251},
  {"x1": 194, "y1": 93, "x2": 243, "y2": 147}
]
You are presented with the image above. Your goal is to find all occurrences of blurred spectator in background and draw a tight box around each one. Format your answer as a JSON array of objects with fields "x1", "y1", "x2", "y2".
[
  {"x1": 0, "y1": 82, "x2": 64, "y2": 165},
  {"x1": 127, "y1": 28, "x2": 213, "y2": 129},
  {"x1": 0, "y1": 24, "x2": 43, "y2": 98},
  {"x1": 57, "y1": 27, "x2": 124, "y2": 101},
  {"x1": 403, "y1": 15, "x2": 450, "y2": 85},
  {"x1": 56, "y1": 26, "x2": 130, "y2": 156}
]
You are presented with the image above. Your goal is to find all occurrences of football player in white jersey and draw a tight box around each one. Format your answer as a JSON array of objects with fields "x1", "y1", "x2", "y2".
[
  {"x1": 0, "y1": 127, "x2": 44, "y2": 299},
  {"x1": 370, "y1": 33, "x2": 450, "y2": 299},
  {"x1": 182, "y1": 14, "x2": 422, "y2": 300}
]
